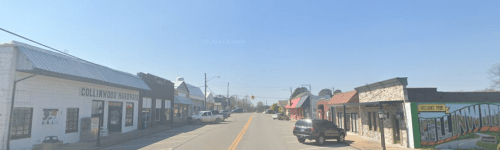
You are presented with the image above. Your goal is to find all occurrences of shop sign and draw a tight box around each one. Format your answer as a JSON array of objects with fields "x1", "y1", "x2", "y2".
[
  {"x1": 417, "y1": 104, "x2": 450, "y2": 114},
  {"x1": 481, "y1": 136, "x2": 496, "y2": 143},
  {"x1": 80, "y1": 87, "x2": 139, "y2": 100}
]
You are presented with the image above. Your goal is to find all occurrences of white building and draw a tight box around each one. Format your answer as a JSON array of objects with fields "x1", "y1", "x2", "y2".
[{"x1": 0, "y1": 41, "x2": 150, "y2": 150}]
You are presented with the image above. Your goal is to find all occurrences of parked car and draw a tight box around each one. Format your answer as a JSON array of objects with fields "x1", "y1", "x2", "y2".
[
  {"x1": 265, "y1": 110, "x2": 275, "y2": 114},
  {"x1": 293, "y1": 119, "x2": 346, "y2": 145},
  {"x1": 272, "y1": 113, "x2": 289, "y2": 120},
  {"x1": 190, "y1": 111, "x2": 224, "y2": 124},
  {"x1": 232, "y1": 108, "x2": 243, "y2": 113},
  {"x1": 220, "y1": 110, "x2": 231, "y2": 117},
  {"x1": 212, "y1": 110, "x2": 229, "y2": 119}
]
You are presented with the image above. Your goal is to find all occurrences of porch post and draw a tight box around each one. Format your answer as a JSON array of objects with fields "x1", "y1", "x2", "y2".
[
  {"x1": 379, "y1": 103, "x2": 386, "y2": 150},
  {"x1": 344, "y1": 104, "x2": 347, "y2": 133}
]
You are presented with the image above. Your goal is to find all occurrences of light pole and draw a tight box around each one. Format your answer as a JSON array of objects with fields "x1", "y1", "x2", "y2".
[
  {"x1": 301, "y1": 84, "x2": 311, "y2": 92},
  {"x1": 7, "y1": 74, "x2": 36, "y2": 150},
  {"x1": 378, "y1": 109, "x2": 387, "y2": 150},
  {"x1": 204, "y1": 74, "x2": 219, "y2": 110}
]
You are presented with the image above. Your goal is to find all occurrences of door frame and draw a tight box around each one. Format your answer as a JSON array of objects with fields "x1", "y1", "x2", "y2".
[{"x1": 108, "y1": 101, "x2": 123, "y2": 132}]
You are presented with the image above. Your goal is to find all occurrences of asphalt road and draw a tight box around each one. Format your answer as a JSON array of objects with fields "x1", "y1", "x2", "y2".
[{"x1": 103, "y1": 113, "x2": 357, "y2": 150}]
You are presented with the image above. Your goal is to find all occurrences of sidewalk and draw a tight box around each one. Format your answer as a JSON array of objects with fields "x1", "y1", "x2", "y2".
[
  {"x1": 345, "y1": 133, "x2": 414, "y2": 150},
  {"x1": 57, "y1": 122, "x2": 188, "y2": 150}
]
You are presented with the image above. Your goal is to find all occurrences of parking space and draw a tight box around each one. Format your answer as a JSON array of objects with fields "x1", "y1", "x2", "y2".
[{"x1": 262, "y1": 114, "x2": 358, "y2": 150}]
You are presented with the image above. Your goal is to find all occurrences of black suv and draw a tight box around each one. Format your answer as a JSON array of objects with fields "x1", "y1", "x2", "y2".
[{"x1": 293, "y1": 119, "x2": 346, "y2": 145}]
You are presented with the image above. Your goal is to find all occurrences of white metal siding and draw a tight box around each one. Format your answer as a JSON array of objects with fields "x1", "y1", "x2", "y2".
[
  {"x1": 0, "y1": 46, "x2": 17, "y2": 150},
  {"x1": 9, "y1": 72, "x2": 139, "y2": 150}
]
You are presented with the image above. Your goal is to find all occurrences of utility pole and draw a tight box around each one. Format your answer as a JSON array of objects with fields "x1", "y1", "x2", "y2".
[
  {"x1": 7, "y1": 74, "x2": 37, "y2": 150},
  {"x1": 227, "y1": 83, "x2": 229, "y2": 110},
  {"x1": 204, "y1": 73, "x2": 207, "y2": 110}
]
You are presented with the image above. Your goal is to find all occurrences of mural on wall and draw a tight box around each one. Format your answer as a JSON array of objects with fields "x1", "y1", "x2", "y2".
[
  {"x1": 417, "y1": 103, "x2": 500, "y2": 150},
  {"x1": 42, "y1": 109, "x2": 59, "y2": 125}
]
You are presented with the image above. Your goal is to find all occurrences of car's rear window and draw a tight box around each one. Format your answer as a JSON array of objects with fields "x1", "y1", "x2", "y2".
[{"x1": 295, "y1": 120, "x2": 311, "y2": 126}]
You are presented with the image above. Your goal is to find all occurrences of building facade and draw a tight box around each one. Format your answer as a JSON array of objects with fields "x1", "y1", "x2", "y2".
[
  {"x1": 137, "y1": 72, "x2": 174, "y2": 129},
  {"x1": 0, "y1": 41, "x2": 150, "y2": 150},
  {"x1": 173, "y1": 78, "x2": 193, "y2": 124}
]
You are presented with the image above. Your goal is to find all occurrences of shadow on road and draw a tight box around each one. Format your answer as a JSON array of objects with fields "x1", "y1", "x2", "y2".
[
  {"x1": 299, "y1": 140, "x2": 354, "y2": 148},
  {"x1": 102, "y1": 122, "x2": 227, "y2": 150}
]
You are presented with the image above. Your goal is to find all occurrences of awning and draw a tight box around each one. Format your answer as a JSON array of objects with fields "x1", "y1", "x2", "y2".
[
  {"x1": 285, "y1": 98, "x2": 300, "y2": 109},
  {"x1": 174, "y1": 96, "x2": 194, "y2": 105},
  {"x1": 295, "y1": 95, "x2": 309, "y2": 108}
]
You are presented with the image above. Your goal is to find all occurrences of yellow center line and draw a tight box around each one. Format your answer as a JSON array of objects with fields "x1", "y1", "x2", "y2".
[{"x1": 228, "y1": 116, "x2": 253, "y2": 150}]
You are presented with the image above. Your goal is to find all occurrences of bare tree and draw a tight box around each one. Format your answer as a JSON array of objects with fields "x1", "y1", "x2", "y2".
[
  {"x1": 290, "y1": 87, "x2": 308, "y2": 99},
  {"x1": 318, "y1": 88, "x2": 333, "y2": 98},
  {"x1": 333, "y1": 89, "x2": 342, "y2": 95},
  {"x1": 489, "y1": 63, "x2": 500, "y2": 90}
]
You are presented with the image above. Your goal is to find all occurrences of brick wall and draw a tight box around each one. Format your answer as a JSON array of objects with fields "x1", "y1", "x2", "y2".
[
  {"x1": 0, "y1": 46, "x2": 16, "y2": 150},
  {"x1": 358, "y1": 104, "x2": 409, "y2": 147},
  {"x1": 359, "y1": 85, "x2": 405, "y2": 103}
]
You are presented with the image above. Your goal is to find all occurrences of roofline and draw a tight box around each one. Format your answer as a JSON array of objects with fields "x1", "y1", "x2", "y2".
[
  {"x1": 18, "y1": 69, "x2": 150, "y2": 91},
  {"x1": 10, "y1": 41, "x2": 143, "y2": 80},
  {"x1": 329, "y1": 100, "x2": 405, "y2": 106},
  {"x1": 355, "y1": 77, "x2": 408, "y2": 92}
]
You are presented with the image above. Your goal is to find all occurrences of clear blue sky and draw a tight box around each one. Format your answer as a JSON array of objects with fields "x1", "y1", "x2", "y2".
[{"x1": 1, "y1": 1, "x2": 499, "y2": 105}]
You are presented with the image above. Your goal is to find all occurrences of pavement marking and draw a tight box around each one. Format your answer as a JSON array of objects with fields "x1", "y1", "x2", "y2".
[{"x1": 228, "y1": 116, "x2": 254, "y2": 150}]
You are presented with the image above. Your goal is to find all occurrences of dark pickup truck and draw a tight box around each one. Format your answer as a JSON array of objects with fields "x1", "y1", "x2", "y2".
[
  {"x1": 293, "y1": 119, "x2": 346, "y2": 145},
  {"x1": 211, "y1": 110, "x2": 228, "y2": 120}
]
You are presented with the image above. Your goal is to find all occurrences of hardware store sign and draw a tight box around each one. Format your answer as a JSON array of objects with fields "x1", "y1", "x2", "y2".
[{"x1": 80, "y1": 87, "x2": 138, "y2": 100}]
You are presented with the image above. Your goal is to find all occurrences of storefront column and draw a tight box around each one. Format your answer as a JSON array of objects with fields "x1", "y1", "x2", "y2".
[
  {"x1": 379, "y1": 104, "x2": 386, "y2": 150},
  {"x1": 343, "y1": 105, "x2": 347, "y2": 133}
]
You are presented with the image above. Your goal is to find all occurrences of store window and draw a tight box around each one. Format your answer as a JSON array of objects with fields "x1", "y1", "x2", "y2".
[
  {"x1": 182, "y1": 105, "x2": 188, "y2": 118},
  {"x1": 91, "y1": 100, "x2": 104, "y2": 127},
  {"x1": 143, "y1": 98, "x2": 152, "y2": 125},
  {"x1": 165, "y1": 100, "x2": 171, "y2": 121},
  {"x1": 174, "y1": 104, "x2": 179, "y2": 118},
  {"x1": 10, "y1": 107, "x2": 33, "y2": 140},
  {"x1": 155, "y1": 99, "x2": 162, "y2": 122},
  {"x1": 66, "y1": 108, "x2": 79, "y2": 133},
  {"x1": 125, "y1": 102, "x2": 134, "y2": 126}
]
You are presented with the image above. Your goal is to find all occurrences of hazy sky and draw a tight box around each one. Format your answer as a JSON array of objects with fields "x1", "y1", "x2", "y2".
[{"x1": 1, "y1": 1, "x2": 499, "y2": 105}]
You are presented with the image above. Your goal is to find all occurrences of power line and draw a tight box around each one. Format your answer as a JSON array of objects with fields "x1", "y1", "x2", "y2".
[{"x1": 0, "y1": 27, "x2": 114, "y2": 71}]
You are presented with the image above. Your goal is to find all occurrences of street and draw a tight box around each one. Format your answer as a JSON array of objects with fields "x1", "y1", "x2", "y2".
[{"x1": 102, "y1": 113, "x2": 358, "y2": 150}]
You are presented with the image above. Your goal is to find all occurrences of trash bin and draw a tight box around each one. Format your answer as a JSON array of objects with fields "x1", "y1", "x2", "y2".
[{"x1": 41, "y1": 136, "x2": 63, "y2": 150}]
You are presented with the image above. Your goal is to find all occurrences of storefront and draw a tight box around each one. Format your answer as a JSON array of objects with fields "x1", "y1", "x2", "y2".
[
  {"x1": 137, "y1": 72, "x2": 174, "y2": 129},
  {"x1": 285, "y1": 97, "x2": 301, "y2": 120},
  {"x1": 0, "y1": 41, "x2": 150, "y2": 150},
  {"x1": 173, "y1": 96, "x2": 193, "y2": 123},
  {"x1": 327, "y1": 91, "x2": 359, "y2": 133}
]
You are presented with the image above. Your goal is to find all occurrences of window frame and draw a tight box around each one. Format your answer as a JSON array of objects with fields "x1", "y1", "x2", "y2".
[
  {"x1": 125, "y1": 102, "x2": 134, "y2": 126},
  {"x1": 65, "y1": 108, "x2": 79, "y2": 133},
  {"x1": 10, "y1": 107, "x2": 33, "y2": 140}
]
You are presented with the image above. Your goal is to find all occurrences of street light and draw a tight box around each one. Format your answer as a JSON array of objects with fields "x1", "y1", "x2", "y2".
[
  {"x1": 204, "y1": 74, "x2": 219, "y2": 110},
  {"x1": 378, "y1": 110, "x2": 387, "y2": 119},
  {"x1": 378, "y1": 109, "x2": 387, "y2": 150}
]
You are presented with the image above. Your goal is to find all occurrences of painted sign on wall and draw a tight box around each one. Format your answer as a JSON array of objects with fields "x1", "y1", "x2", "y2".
[{"x1": 417, "y1": 103, "x2": 500, "y2": 150}]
